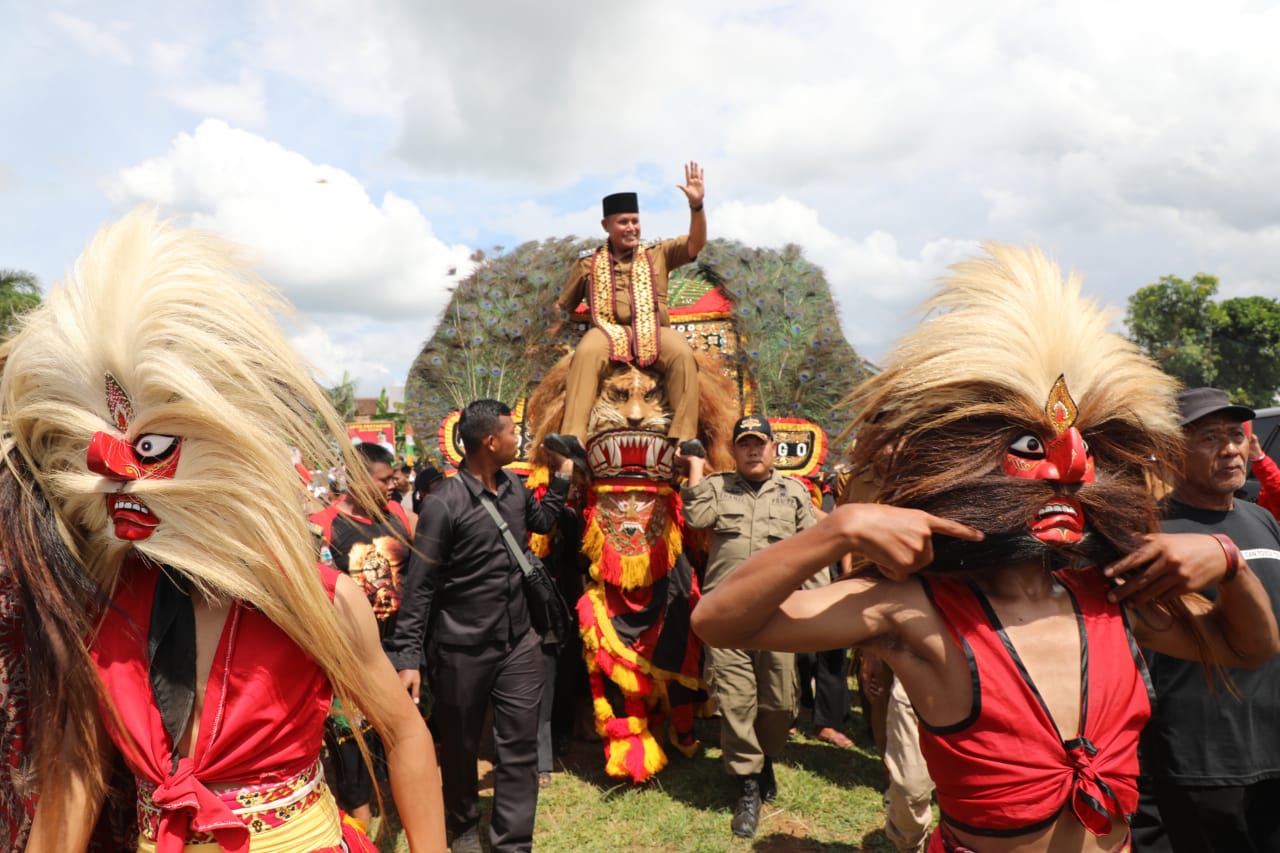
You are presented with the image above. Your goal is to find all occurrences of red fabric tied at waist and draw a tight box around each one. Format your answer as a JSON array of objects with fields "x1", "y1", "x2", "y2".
[
  {"x1": 150, "y1": 757, "x2": 248, "y2": 853},
  {"x1": 1065, "y1": 738, "x2": 1120, "y2": 837}
]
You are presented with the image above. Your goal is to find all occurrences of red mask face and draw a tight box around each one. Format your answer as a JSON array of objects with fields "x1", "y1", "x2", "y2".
[
  {"x1": 1000, "y1": 376, "x2": 1095, "y2": 546},
  {"x1": 86, "y1": 375, "x2": 182, "y2": 541}
]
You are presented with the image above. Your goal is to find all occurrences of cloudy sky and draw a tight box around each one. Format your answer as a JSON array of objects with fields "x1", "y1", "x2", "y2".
[{"x1": 4, "y1": 1, "x2": 1280, "y2": 396}]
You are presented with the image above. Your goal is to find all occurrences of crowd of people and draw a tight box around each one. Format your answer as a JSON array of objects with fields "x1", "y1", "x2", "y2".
[{"x1": 1, "y1": 186, "x2": 1279, "y2": 853}]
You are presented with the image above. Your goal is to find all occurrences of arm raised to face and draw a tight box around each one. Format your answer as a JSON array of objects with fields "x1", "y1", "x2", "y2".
[{"x1": 691, "y1": 502, "x2": 982, "y2": 652}]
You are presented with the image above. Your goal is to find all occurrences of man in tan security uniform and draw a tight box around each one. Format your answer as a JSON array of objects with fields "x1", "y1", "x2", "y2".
[
  {"x1": 544, "y1": 163, "x2": 706, "y2": 461},
  {"x1": 679, "y1": 415, "x2": 818, "y2": 839}
]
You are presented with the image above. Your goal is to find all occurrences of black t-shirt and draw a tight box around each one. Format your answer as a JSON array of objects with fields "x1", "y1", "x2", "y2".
[
  {"x1": 311, "y1": 502, "x2": 410, "y2": 632},
  {"x1": 1141, "y1": 498, "x2": 1280, "y2": 785}
]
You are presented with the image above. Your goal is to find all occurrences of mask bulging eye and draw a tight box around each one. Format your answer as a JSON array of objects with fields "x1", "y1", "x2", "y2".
[
  {"x1": 1009, "y1": 433, "x2": 1046, "y2": 459},
  {"x1": 134, "y1": 434, "x2": 179, "y2": 462}
]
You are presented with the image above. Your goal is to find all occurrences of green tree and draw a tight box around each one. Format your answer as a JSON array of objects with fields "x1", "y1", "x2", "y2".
[
  {"x1": 0, "y1": 269, "x2": 42, "y2": 338},
  {"x1": 1125, "y1": 274, "x2": 1222, "y2": 389},
  {"x1": 325, "y1": 371, "x2": 359, "y2": 421},
  {"x1": 1125, "y1": 274, "x2": 1280, "y2": 408},
  {"x1": 1215, "y1": 296, "x2": 1280, "y2": 408}
]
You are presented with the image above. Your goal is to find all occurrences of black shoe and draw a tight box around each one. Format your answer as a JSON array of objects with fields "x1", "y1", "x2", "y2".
[
  {"x1": 542, "y1": 432, "x2": 587, "y2": 461},
  {"x1": 450, "y1": 827, "x2": 483, "y2": 853},
  {"x1": 731, "y1": 776, "x2": 761, "y2": 838},
  {"x1": 678, "y1": 438, "x2": 706, "y2": 458},
  {"x1": 759, "y1": 757, "x2": 778, "y2": 803}
]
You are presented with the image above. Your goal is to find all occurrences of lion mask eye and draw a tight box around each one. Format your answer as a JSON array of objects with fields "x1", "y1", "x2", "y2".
[
  {"x1": 134, "y1": 434, "x2": 180, "y2": 462},
  {"x1": 1008, "y1": 433, "x2": 1046, "y2": 459}
]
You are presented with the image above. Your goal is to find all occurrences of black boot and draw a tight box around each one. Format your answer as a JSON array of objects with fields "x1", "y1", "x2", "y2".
[
  {"x1": 759, "y1": 756, "x2": 778, "y2": 803},
  {"x1": 678, "y1": 438, "x2": 706, "y2": 458},
  {"x1": 542, "y1": 432, "x2": 586, "y2": 459},
  {"x1": 731, "y1": 776, "x2": 761, "y2": 838}
]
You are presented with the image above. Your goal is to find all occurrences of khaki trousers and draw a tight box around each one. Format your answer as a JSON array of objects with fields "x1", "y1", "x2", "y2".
[
  {"x1": 705, "y1": 644, "x2": 798, "y2": 777},
  {"x1": 884, "y1": 677, "x2": 934, "y2": 853},
  {"x1": 559, "y1": 327, "x2": 699, "y2": 442}
]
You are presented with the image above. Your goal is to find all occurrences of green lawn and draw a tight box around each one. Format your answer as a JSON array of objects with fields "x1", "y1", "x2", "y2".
[{"x1": 377, "y1": 710, "x2": 916, "y2": 852}]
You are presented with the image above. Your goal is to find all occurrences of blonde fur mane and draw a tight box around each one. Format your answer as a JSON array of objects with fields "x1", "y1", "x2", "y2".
[
  {"x1": 1, "y1": 210, "x2": 391, "y2": 731},
  {"x1": 846, "y1": 243, "x2": 1182, "y2": 480}
]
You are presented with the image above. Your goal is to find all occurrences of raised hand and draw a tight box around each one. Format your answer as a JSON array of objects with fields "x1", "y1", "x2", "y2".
[{"x1": 677, "y1": 160, "x2": 705, "y2": 208}]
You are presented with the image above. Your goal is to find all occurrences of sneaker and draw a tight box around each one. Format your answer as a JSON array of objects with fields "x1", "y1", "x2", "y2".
[
  {"x1": 450, "y1": 827, "x2": 483, "y2": 853},
  {"x1": 759, "y1": 757, "x2": 778, "y2": 803},
  {"x1": 731, "y1": 776, "x2": 761, "y2": 838}
]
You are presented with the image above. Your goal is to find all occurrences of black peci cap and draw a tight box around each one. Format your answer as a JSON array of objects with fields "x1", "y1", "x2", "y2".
[{"x1": 602, "y1": 192, "x2": 639, "y2": 217}]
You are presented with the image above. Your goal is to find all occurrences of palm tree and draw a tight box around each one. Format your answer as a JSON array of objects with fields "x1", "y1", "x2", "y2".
[{"x1": 0, "y1": 269, "x2": 41, "y2": 338}]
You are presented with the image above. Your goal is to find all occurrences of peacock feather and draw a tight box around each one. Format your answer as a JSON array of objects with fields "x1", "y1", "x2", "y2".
[{"x1": 404, "y1": 238, "x2": 870, "y2": 448}]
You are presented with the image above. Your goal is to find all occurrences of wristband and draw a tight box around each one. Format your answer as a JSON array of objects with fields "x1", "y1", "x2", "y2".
[
  {"x1": 690, "y1": 203, "x2": 704, "y2": 213},
  {"x1": 1210, "y1": 533, "x2": 1241, "y2": 583}
]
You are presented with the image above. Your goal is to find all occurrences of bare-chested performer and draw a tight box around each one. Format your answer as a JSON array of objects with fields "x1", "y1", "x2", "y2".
[{"x1": 693, "y1": 245, "x2": 1280, "y2": 853}]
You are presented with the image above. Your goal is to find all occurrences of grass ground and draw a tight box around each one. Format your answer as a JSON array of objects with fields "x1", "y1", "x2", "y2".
[{"x1": 376, "y1": 708, "x2": 919, "y2": 853}]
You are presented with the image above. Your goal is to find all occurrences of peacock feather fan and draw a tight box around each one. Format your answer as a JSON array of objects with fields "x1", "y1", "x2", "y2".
[{"x1": 404, "y1": 237, "x2": 870, "y2": 446}]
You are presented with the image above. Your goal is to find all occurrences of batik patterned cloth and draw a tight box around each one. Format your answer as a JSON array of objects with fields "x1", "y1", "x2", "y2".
[{"x1": 0, "y1": 569, "x2": 33, "y2": 850}]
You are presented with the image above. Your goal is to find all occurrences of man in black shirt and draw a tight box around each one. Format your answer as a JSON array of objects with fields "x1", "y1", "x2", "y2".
[
  {"x1": 310, "y1": 441, "x2": 413, "y2": 641},
  {"x1": 387, "y1": 399, "x2": 573, "y2": 853},
  {"x1": 1137, "y1": 387, "x2": 1280, "y2": 853}
]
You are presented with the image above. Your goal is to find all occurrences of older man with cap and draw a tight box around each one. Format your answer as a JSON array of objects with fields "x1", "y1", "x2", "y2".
[
  {"x1": 1133, "y1": 387, "x2": 1280, "y2": 853},
  {"x1": 679, "y1": 414, "x2": 819, "y2": 839},
  {"x1": 544, "y1": 162, "x2": 706, "y2": 459}
]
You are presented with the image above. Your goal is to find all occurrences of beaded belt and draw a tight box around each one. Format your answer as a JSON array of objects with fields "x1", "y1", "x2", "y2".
[{"x1": 136, "y1": 758, "x2": 327, "y2": 843}]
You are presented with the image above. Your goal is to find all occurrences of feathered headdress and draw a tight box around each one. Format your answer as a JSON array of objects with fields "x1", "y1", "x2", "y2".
[
  {"x1": 1, "y1": 209, "x2": 388, "y2": 724},
  {"x1": 846, "y1": 243, "x2": 1182, "y2": 566}
]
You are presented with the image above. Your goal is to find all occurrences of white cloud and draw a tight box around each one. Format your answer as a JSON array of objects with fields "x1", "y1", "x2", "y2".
[
  {"x1": 288, "y1": 314, "x2": 430, "y2": 396},
  {"x1": 105, "y1": 119, "x2": 476, "y2": 325},
  {"x1": 147, "y1": 40, "x2": 195, "y2": 77},
  {"x1": 250, "y1": 1, "x2": 405, "y2": 118},
  {"x1": 715, "y1": 197, "x2": 976, "y2": 360},
  {"x1": 49, "y1": 11, "x2": 132, "y2": 65},
  {"x1": 164, "y1": 70, "x2": 269, "y2": 129},
  {"x1": 18, "y1": 0, "x2": 1280, "y2": 394}
]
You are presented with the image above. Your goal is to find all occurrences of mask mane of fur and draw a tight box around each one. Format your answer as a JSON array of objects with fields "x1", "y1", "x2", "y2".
[
  {"x1": 524, "y1": 349, "x2": 738, "y2": 472},
  {"x1": 845, "y1": 243, "x2": 1182, "y2": 567},
  {"x1": 1, "y1": 209, "x2": 391, "y2": 729}
]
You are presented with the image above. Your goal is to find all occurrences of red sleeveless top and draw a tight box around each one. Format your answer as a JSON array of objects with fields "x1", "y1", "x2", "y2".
[
  {"x1": 917, "y1": 568, "x2": 1152, "y2": 838},
  {"x1": 89, "y1": 558, "x2": 338, "y2": 853}
]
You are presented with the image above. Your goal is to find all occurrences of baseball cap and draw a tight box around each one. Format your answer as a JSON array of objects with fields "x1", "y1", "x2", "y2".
[
  {"x1": 1176, "y1": 387, "x2": 1255, "y2": 427},
  {"x1": 733, "y1": 415, "x2": 773, "y2": 444}
]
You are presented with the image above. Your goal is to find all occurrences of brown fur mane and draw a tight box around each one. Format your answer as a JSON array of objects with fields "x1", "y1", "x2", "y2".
[{"x1": 524, "y1": 349, "x2": 738, "y2": 472}]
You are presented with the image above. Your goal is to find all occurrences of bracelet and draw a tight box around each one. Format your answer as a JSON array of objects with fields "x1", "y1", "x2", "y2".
[
  {"x1": 690, "y1": 203, "x2": 704, "y2": 213},
  {"x1": 1210, "y1": 533, "x2": 1241, "y2": 583}
]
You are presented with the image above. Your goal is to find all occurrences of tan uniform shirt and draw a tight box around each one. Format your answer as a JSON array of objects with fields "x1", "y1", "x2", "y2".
[
  {"x1": 556, "y1": 236, "x2": 693, "y2": 326},
  {"x1": 682, "y1": 469, "x2": 818, "y2": 593}
]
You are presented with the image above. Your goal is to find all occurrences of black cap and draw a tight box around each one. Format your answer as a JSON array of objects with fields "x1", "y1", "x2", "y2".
[
  {"x1": 1177, "y1": 387, "x2": 1255, "y2": 427},
  {"x1": 414, "y1": 464, "x2": 444, "y2": 495},
  {"x1": 602, "y1": 192, "x2": 639, "y2": 218},
  {"x1": 733, "y1": 415, "x2": 773, "y2": 444}
]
